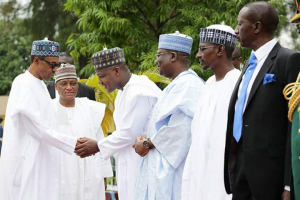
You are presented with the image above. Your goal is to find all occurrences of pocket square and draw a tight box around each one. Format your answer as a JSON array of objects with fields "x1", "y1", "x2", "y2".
[{"x1": 263, "y1": 73, "x2": 276, "y2": 85}]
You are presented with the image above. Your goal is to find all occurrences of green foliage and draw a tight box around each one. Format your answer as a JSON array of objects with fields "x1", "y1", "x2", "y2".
[
  {"x1": 0, "y1": 1, "x2": 31, "y2": 95},
  {"x1": 65, "y1": 0, "x2": 287, "y2": 79},
  {"x1": 24, "y1": 0, "x2": 78, "y2": 52}
]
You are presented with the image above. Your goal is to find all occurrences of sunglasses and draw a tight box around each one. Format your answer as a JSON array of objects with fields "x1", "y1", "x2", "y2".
[{"x1": 40, "y1": 58, "x2": 61, "y2": 69}]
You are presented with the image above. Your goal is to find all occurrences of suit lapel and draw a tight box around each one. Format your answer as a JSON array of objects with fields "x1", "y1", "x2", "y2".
[{"x1": 245, "y1": 43, "x2": 281, "y2": 109}]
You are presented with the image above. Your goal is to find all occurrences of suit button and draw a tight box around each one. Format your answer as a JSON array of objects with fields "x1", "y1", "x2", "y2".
[
  {"x1": 298, "y1": 129, "x2": 300, "y2": 134},
  {"x1": 298, "y1": 107, "x2": 300, "y2": 113},
  {"x1": 299, "y1": 156, "x2": 300, "y2": 160}
]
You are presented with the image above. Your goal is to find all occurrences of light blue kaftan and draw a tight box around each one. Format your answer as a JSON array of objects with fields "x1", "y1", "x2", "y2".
[{"x1": 134, "y1": 69, "x2": 205, "y2": 200}]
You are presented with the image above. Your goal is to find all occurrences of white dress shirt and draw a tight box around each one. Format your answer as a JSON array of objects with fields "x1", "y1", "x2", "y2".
[{"x1": 238, "y1": 38, "x2": 277, "y2": 112}]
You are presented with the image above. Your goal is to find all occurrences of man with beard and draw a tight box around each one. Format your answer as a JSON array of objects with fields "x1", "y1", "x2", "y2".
[{"x1": 182, "y1": 24, "x2": 240, "y2": 200}]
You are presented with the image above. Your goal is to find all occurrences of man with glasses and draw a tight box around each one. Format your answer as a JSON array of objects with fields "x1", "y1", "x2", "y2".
[
  {"x1": 0, "y1": 38, "x2": 80, "y2": 200},
  {"x1": 231, "y1": 46, "x2": 242, "y2": 70},
  {"x1": 132, "y1": 31, "x2": 204, "y2": 200},
  {"x1": 53, "y1": 63, "x2": 112, "y2": 200},
  {"x1": 182, "y1": 24, "x2": 240, "y2": 200},
  {"x1": 75, "y1": 47, "x2": 162, "y2": 200}
]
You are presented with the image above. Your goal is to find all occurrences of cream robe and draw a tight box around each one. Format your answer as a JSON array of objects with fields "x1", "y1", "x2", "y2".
[
  {"x1": 0, "y1": 71, "x2": 77, "y2": 200},
  {"x1": 97, "y1": 74, "x2": 162, "y2": 200},
  {"x1": 54, "y1": 98, "x2": 113, "y2": 200},
  {"x1": 181, "y1": 69, "x2": 240, "y2": 200}
]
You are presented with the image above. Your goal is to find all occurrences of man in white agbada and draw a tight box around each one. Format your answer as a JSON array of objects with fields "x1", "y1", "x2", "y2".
[
  {"x1": 132, "y1": 31, "x2": 205, "y2": 200},
  {"x1": 53, "y1": 63, "x2": 113, "y2": 200},
  {"x1": 181, "y1": 25, "x2": 241, "y2": 200},
  {"x1": 0, "y1": 39, "x2": 80, "y2": 200},
  {"x1": 75, "y1": 47, "x2": 162, "y2": 200}
]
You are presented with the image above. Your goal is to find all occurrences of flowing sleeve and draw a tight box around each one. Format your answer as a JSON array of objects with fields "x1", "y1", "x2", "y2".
[
  {"x1": 151, "y1": 110, "x2": 192, "y2": 169},
  {"x1": 98, "y1": 96, "x2": 154, "y2": 160},
  {"x1": 89, "y1": 100, "x2": 113, "y2": 178},
  {"x1": 10, "y1": 86, "x2": 77, "y2": 154}
]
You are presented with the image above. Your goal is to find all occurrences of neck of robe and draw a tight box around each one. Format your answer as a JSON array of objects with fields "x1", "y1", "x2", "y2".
[
  {"x1": 213, "y1": 61, "x2": 234, "y2": 81},
  {"x1": 59, "y1": 98, "x2": 75, "y2": 107}
]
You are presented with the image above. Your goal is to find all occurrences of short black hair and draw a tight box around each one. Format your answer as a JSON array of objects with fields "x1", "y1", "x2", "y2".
[{"x1": 244, "y1": 1, "x2": 279, "y2": 36}]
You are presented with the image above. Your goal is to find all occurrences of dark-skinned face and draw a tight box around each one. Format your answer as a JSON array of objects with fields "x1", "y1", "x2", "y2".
[
  {"x1": 155, "y1": 49, "x2": 174, "y2": 78},
  {"x1": 235, "y1": 7, "x2": 256, "y2": 49},
  {"x1": 55, "y1": 78, "x2": 78, "y2": 101},
  {"x1": 34, "y1": 57, "x2": 59, "y2": 81},
  {"x1": 95, "y1": 67, "x2": 119, "y2": 93},
  {"x1": 196, "y1": 43, "x2": 219, "y2": 71}
]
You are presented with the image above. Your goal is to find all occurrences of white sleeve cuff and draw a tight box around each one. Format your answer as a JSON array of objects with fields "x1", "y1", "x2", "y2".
[{"x1": 284, "y1": 186, "x2": 290, "y2": 191}]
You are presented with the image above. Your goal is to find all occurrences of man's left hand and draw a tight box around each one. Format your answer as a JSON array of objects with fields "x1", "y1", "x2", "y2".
[
  {"x1": 133, "y1": 138, "x2": 149, "y2": 157},
  {"x1": 282, "y1": 190, "x2": 290, "y2": 200},
  {"x1": 75, "y1": 137, "x2": 99, "y2": 158}
]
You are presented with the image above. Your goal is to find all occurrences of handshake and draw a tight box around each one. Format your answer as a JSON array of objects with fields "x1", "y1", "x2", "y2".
[{"x1": 75, "y1": 137, "x2": 99, "y2": 158}]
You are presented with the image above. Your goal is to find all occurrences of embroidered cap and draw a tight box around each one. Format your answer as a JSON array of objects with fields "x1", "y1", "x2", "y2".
[
  {"x1": 55, "y1": 63, "x2": 77, "y2": 83},
  {"x1": 200, "y1": 24, "x2": 237, "y2": 49},
  {"x1": 158, "y1": 31, "x2": 193, "y2": 55},
  {"x1": 291, "y1": 0, "x2": 300, "y2": 23},
  {"x1": 92, "y1": 47, "x2": 126, "y2": 70},
  {"x1": 31, "y1": 37, "x2": 60, "y2": 57}
]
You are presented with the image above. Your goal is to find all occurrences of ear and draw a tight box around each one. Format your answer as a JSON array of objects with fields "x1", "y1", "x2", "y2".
[
  {"x1": 254, "y1": 21, "x2": 262, "y2": 33},
  {"x1": 217, "y1": 45, "x2": 224, "y2": 56},
  {"x1": 54, "y1": 82, "x2": 58, "y2": 90},
  {"x1": 33, "y1": 57, "x2": 40, "y2": 64},
  {"x1": 170, "y1": 52, "x2": 178, "y2": 62},
  {"x1": 113, "y1": 66, "x2": 121, "y2": 76}
]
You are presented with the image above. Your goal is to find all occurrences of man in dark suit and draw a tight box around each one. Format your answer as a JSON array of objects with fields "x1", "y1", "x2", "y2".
[
  {"x1": 224, "y1": 2, "x2": 300, "y2": 200},
  {"x1": 47, "y1": 52, "x2": 96, "y2": 100}
]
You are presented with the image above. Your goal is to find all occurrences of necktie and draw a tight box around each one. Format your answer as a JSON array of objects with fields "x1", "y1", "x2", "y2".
[{"x1": 233, "y1": 53, "x2": 257, "y2": 142}]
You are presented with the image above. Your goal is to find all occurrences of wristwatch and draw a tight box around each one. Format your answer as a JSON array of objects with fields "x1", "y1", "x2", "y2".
[{"x1": 143, "y1": 138, "x2": 151, "y2": 149}]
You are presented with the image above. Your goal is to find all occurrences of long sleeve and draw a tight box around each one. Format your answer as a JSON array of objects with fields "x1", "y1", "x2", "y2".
[
  {"x1": 98, "y1": 96, "x2": 153, "y2": 159},
  {"x1": 151, "y1": 110, "x2": 192, "y2": 169},
  {"x1": 10, "y1": 83, "x2": 77, "y2": 154}
]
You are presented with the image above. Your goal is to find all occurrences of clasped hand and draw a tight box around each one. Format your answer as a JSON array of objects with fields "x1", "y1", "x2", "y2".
[
  {"x1": 75, "y1": 137, "x2": 99, "y2": 158},
  {"x1": 132, "y1": 136, "x2": 149, "y2": 157}
]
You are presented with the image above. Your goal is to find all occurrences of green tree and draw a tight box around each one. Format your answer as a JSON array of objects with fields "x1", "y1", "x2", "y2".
[
  {"x1": 65, "y1": 0, "x2": 287, "y2": 80},
  {"x1": 25, "y1": 0, "x2": 78, "y2": 52},
  {"x1": 0, "y1": 1, "x2": 31, "y2": 95}
]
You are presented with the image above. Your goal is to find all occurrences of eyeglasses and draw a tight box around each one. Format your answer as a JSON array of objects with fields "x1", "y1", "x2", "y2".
[
  {"x1": 155, "y1": 52, "x2": 171, "y2": 59},
  {"x1": 296, "y1": 24, "x2": 300, "y2": 31},
  {"x1": 40, "y1": 58, "x2": 61, "y2": 70},
  {"x1": 57, "y1": 81, "x2": 78, "y2": 89},
  {"x1": 198, "y1": 46, "x2": 218, "y2": 52},
  {"x1": 231, "y1": 56, "x2": 242, "y2": 60}
]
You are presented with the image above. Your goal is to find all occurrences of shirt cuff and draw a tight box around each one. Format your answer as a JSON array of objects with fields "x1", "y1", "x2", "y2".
[{"x1": 284, "y1": 186, "x2": 290, "y2": 191}]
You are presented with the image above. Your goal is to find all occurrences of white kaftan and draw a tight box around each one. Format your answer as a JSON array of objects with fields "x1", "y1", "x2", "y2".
[
  {"x1": 181, "y1": 69, "x2": 240, "y2": 200},
  {"x1": 54, "y1": 98, "x2": 113, "y2": 200},
  {"x1": 134, "y1": 69, "x2": 205, "y2": 200},
  {"x1": 97, "y1": 74, "x2": 162, "y2": 200},
  {"x1": 0, "y1": 70, "x2": 77, "y2": 200}
]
